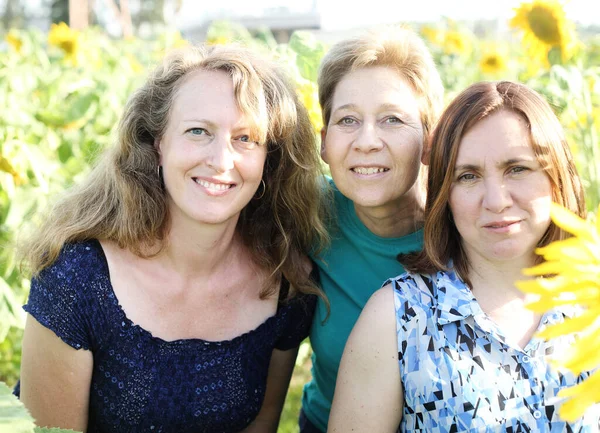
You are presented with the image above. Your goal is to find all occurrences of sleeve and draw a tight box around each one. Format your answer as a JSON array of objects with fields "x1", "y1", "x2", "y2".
[
  {"x1": 23, "y1": 245, "x2": 93, "y2": 351},
  {"x1": 274, "y1": 266, "x2": 319, "y2": 351},
  {"x1": 274, "y1": 292, "x2": 317, "y2": 351}
]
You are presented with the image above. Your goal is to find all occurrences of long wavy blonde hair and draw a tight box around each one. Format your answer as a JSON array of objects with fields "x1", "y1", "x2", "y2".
[{"x1": 21, "y1": 44, "x2": 330, "y2": 300}]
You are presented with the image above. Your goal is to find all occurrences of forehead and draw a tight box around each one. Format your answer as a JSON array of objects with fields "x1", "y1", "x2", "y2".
[
  {"x1": 173, "y1": 69, "x2": 235, "y2": 110},
  {"x1": 169, "y1": 69, "x2": 258, "y2": 129},
  {"x1": 456, "y1": 110, "x2": 535, "y2": 163},
  {"x1": 332, "y1": 66, "x2": 420, "y2": 113}
]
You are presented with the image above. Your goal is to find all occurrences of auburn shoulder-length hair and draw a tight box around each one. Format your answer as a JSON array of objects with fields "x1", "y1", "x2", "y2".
[
  {"x1": 21, "y1": 44, "x2": 329, "y2": 300},
  {"x1": 402, "y1": 81, "x2": 586, "y2": 286}
]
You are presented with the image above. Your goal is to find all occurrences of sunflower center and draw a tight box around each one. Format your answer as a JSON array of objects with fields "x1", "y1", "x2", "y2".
[
  {"x1": 60, "y1": 39, "x2": 76, "y2": 54},
  {"x1": 485, "y1": 56, "x2": 499, "y2": 67},
  {"x1": 527, "y1": 5, "x2": 561, "y2": 45}
]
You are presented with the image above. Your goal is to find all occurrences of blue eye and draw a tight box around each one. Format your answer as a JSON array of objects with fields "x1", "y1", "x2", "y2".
[
  {"x1": 187, "y1": 128, "x2": 208, "y2": 136},
  {"x1": 234, "y1": 135, "x2": 259, "y2": 149}
]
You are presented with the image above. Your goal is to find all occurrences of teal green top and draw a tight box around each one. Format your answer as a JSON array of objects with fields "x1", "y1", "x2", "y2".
[{"x1": 303, "y1": 179, "x2": 423, "y2": 431}]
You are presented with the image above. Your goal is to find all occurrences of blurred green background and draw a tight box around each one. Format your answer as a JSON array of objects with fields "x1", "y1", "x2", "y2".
[{"x1": 1, "y1": 1, "x2": 599, "y2": 431}]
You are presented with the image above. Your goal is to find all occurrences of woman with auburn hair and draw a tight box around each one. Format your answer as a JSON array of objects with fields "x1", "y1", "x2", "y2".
[
  {"x1": 328, "y1": 81, "x2": 599, "y2": 432},
  {"x1": 15, "y1": 44, "x2": 329, "y2": 433},
  {"x1": 299, "y1": 25, "x2": 444, "y2": 433}
]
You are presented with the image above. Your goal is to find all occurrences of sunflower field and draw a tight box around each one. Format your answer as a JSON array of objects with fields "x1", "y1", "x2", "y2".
[{"x1": 1, "y1": 0, "x2": 599, "y2": 431}]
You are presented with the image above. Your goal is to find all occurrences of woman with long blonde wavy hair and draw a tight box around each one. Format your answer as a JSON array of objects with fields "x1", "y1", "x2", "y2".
[{"x1": 15, "y1": 43, "x2": 329, "y2": 433}]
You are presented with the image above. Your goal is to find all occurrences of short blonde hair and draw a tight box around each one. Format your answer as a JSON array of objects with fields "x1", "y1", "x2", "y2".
[{"x1": 318, "y1": 25, "x2": 444, "y2": 138}]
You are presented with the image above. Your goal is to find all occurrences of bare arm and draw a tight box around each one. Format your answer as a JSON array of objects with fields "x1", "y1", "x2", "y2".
[
  {"x1": 19, "y1": 314, "x2": 93, "y2": 432},
  {"x1": 241, "y1": 346, "x2": 299, "y2": 433},
  {"x1": 328, "y1": 285, "x2": 403, "y2": 432}
]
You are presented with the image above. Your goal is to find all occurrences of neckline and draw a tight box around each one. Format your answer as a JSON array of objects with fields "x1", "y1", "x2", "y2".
[
  {"x1": 87, "y1": 239, "x2": 281, "y2": 347},
  {"x1": 339, "y1": 187, "x2": 424, "y2": 244}
]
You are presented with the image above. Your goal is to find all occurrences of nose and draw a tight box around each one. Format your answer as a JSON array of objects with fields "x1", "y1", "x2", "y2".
[
  {"x1": 353, "y1": 122, "x2": 384, "y2": 153},
  {"x1": 207, "y1": 136, "x2": 235, "y2": 173},
  {"x1": 482, "y1": 177, "x2": 512, "y2": 213}
]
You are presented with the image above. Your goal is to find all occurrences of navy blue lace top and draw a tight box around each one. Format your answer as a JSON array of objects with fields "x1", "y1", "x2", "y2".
[{"x1": 15, "y1": 240, "x2": 316, "y2": 433}]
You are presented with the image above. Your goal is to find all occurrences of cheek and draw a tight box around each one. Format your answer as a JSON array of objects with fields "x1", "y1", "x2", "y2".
[
  {"x1": 529, "y1": 195, "x2": 552, "y2": 226},
  {"x1": 448, "y1": 189, "x2": 478, "y2": 228}
]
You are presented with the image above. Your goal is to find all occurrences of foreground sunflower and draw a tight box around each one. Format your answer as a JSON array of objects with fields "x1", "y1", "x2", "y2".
[
  {"x1": 516, "y1": 202, "x2": 600, "y2": 421},
  {"x1": 510, "y1": 0, "x2": 577, "y2": 65}
]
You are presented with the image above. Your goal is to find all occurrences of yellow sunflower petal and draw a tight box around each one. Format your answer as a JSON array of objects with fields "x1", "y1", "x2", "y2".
[
  {"x1": 537, "y1": 310, "x2": 600, "y2": 340},
  {"x1": 557, "y1": 370, "x2": 600, "y2": 422},
  {"x1": 550, "y1": 202, "x2": 599, "y2": 241},
  {"x1": 523, "y1": 261, "x2": 600, "y2": 277},
  {"x1": 536, "y1": 237, "x2": 600, "y2": 263}
]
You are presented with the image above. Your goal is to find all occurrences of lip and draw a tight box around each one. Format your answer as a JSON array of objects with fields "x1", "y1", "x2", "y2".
[
  {"x1": 482, "y1": 219, "x2": 522, "y2": 233},
  {"x1": 192, "y1": 176, "x2": 236, "y2": 196}
]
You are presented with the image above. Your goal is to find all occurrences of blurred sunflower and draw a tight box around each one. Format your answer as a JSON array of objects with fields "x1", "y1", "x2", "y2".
[
  {"x1": 206, "y1": 36, "x2": 229, "y2": 46},
  {"x1": 479, "y1": 45, "x2": 509, "y2": 75},
  {"x1": 5, "y1": 29, "x2": 22, "y2": 53},
  {"x1": 510, "y1": 0, "x2": 577, "y2": 64},
  {"x1": 48, "y1": 22, "x2": 80, "y2": 63},
  {"x1": 419, "y1": 25, "x2": 443, "y2": 46},
  {"x1": 516, "y1": 202, "x2": 600, "y2": 421},
  {"x1": 296, "y1": 79, "x2": 323, "y2": 134},
  {"x1": 442, "y1": 30, "x2": 472, "y2": 56},
  {"x1": 0, "y1": 155, "x2": 24, "y2": 185}
]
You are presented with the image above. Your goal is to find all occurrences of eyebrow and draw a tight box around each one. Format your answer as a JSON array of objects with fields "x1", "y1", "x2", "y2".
[
  {"x1": 182, "y1": 119, "x2": 216, "y2": 127},
  {"x1": 332, "y1": 103, "x2": 412, "y2": 114},
  {"x1": 181, "y1": 119, "x2": 254, "y2": 131},
  {"x1": 454, "y1": 157, "x2": 536, "y2": 172}
]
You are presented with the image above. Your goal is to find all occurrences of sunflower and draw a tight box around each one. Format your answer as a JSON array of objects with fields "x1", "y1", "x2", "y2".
[
  {"x1": 420, "y1": 25, "x2": 443, "y2": 46},
  {"x1": 479, "y1": 45, "x2": 509, "y2": 75},
  {"x1": 516, "y1": 202, "x2": 600, "y2": 421},
  {"x1": 442, "y1": 30, "x2": 471, "y2": 56},
  {"x1": 510, "y1": 0, "x2": 577, "y2": 65},
  {"x1": 5, "y1": 29, "x2": 23, "y2": 53},
  {"x1": 296, "y1": 79, "x2": 323, "y2": 134},
  {"x1": 48, "y1": 22, "x2": 80, "y2": 63}
]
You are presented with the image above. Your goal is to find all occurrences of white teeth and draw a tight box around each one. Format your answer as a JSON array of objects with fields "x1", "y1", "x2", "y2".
[
  {"x1": 195, "y1": 179, "x2": 232, "y2": 191},
  {"x1": 353, "y1": 167, "x2": 387, "y2": 175}
]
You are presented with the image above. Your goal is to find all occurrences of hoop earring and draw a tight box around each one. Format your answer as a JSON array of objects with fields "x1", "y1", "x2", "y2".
[{"x1": 254, "y1": 179, "x2": 266, "y2": 200}]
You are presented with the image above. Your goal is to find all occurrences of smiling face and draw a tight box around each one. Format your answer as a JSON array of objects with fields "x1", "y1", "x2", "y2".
[
  {"x1": 449, "y1": 109, "x2": 553, "y2": 268},
  {"x1": 156, "y1": 69, "x2": 267, "y2": 227},
  {"x1": 321, "y1": 66, "x2": 425, "y2": 215}
]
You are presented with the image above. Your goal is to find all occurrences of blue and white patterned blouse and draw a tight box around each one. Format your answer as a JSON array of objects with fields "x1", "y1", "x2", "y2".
[{"x1": 386, "y1": 268, "x2": 600, "y2": 433}]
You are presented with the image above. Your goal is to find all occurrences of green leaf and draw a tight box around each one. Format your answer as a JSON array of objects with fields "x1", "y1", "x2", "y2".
[
  {"x1": 64, "y1": 92, "x2": 97, "y2": 125},
  {"x1": 0, "y1": 381, "x2": 35, "y2": 433}
]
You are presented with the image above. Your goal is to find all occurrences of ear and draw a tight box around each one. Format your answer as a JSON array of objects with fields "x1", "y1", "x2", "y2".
[
  {"x1": 320, "y1": 128, "x2": 329, "y2": 163},
  {"x1": 154, "y1": 138, "x2": 163, "y2": 165}
]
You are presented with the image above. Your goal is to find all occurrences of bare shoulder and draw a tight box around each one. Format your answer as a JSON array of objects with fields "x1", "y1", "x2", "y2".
[{"x1": 360, "y1": 284, "x2": 396, "y2": 325}]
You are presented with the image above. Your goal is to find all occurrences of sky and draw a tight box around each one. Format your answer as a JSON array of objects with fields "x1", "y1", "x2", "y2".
[{"x1": 174, "y1": 0, "x2": 600, "y2": 31}]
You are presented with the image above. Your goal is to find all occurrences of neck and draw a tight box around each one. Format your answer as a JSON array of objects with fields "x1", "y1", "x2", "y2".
[
  {"x1": 353, "y1": 186, "x2": 425, "y2": 238},
  {"x1": 158, "y1": 211, "x2": 242, "y2": 280},
  {"x1": 466, "y1": 254, "x2": 538, "y2": 311}
]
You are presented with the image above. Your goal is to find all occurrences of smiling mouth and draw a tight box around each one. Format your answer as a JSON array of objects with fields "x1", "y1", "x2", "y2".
[
  {"x1": 351, "y1": 167, "x2": 389, "y2": 175},
  {"x1": 193, "y1": 178, "x2": 235, "y2": 191}
]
